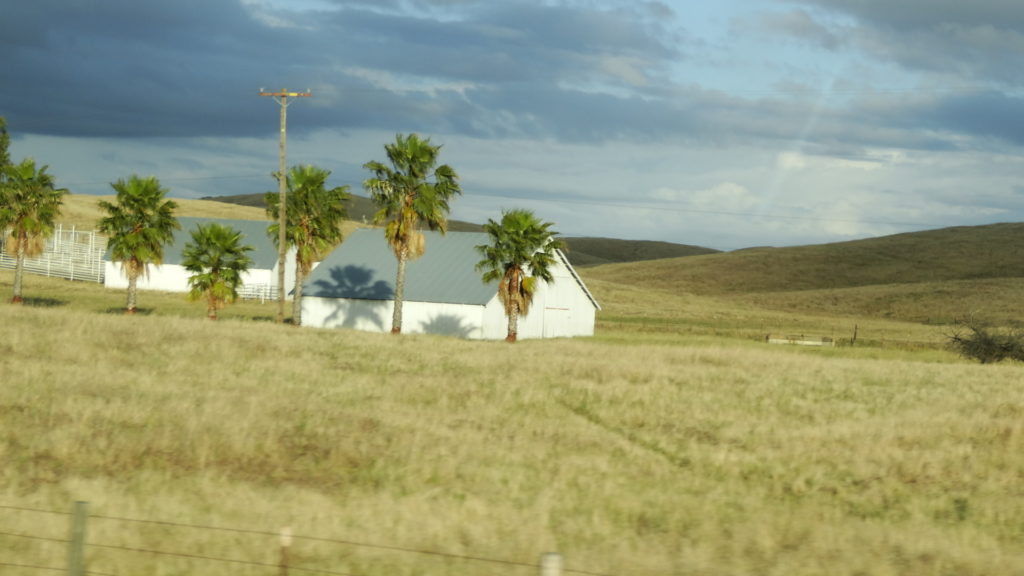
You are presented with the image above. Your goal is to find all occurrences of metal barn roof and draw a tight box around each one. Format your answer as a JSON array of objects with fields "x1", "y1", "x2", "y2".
[{"x1": 160, "y1": 217, "x2": 278, "y2": 269}]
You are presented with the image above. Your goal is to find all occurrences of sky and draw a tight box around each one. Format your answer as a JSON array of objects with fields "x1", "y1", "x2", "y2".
[{"x1": 2, "y1": 0, "x2": 1023, "y2": 250}]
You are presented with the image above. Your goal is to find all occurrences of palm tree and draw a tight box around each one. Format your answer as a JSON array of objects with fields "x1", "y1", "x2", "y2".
[
  {"x1": 476, "y1": 209, "x2": 562, "y2": 343},
  {"x1": 182, "y1": 223, "x2": 254, "y2": 320},
  {"x1": 266, "y1": 164, "x2": 350, "y2": 326},
  {"x1": 97, "y1": 175, "x2": 180, "y2": 314},
  {"x1": 0, "y1": 159, "x2": 68, "y2": 303},
  {"x1": 363, "y1": 133, "x2": 461, "y2": 334}
]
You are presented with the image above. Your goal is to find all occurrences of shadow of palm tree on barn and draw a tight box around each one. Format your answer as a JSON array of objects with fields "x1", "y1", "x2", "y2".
[{"x1": 310, "y1": 265, "x2": 391, "y2": 330}]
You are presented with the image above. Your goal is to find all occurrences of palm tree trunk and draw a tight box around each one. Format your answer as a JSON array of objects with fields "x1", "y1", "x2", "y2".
[
  {"x1": 391, "y1": 248, "x2": 408, "y2": 334},
  {"x1": 126, "y1": 261, "x2": 139, "y2": 314},
  {"x1": 207, "y1": 293, "x2": 218, "y2": 320},
  {"x1": 292, "y1": 263, "x2": 304, "y2": 326},
  {"x1": 506, "y1": 272, "x2": 520, "y2": 343},
  {"x1": 11, "y1": 239, "x2": 25, "y2": 304},
  {"x1": 506, "y1": 302, "x2": 520, "y2": 343}
]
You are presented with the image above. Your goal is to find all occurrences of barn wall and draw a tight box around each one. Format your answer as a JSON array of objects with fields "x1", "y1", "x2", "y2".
[
  {"x1": 104, "y1": 254, "x2": 295, "y2": 295},
  {"x1": 479, "y1": 259, "x2": 597, "y2": 340},
  {"x1": 540, "y1": 265, "x2": 597, "y2": 337},
  {"x1": 104, "y1": 263, "x2": 277, "y2": 293},
  {"x1": 482, "y1": 298, "x2": 511, "y2": 340},
  {"x1": 103, "y1": 262, "x2": 192, "y2": 292},
  {"x1": 302, "y1": 297, "x2": 488, "y2": 339}
]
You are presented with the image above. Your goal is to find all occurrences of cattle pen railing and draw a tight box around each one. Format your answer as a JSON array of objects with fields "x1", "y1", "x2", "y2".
[
  {"x1": 0, "y1": 503, "x2": 605, "y2": 576},
  {"x1": 0, "y1": 225, "x2": 107, "y2": 284}
]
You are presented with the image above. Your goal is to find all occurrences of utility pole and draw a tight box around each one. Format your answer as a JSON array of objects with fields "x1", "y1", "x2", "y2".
[{"x1": 259, "y1": 88, "x2": 312, "y2": 324}]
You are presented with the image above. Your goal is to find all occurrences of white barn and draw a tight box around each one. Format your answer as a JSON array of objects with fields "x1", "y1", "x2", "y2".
[
  {"x1": 103, "y1": 217, "x2": 296, "y2": 298},
  {"x1": 301, "y1": 228, "x2": 600, "y2": 339}
]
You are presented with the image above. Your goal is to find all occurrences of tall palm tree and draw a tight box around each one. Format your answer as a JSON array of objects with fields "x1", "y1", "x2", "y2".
[
  {"x1": 182, "y1": 223, "x2": 254, "y2": 320},
  {"x1": 0, "y1": 159, "x2": 68, "y2": 303},
  {"x1": 476, "y1": 209, "x2": 562, "y2": 343},
  {"x1": 363, "y1": 133, "x2": 461, "y2": 334},
  {"x1": 266, "y1": 164, "x2": 350, "y2": 326},
  {"x1": 97, "y1": 175, "x2": 180, "y2": 314}
]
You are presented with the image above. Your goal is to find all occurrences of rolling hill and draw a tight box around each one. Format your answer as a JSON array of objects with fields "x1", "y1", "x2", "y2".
[
  {"x1": 585, "y1": 222, "x2": 1024, "y2": 326},
  {"x1": 585, "y1": 222, "x2": 1024, "y2": 294}
]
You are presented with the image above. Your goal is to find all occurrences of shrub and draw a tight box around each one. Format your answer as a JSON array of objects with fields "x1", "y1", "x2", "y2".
[{"x1": 948, "y1": 320, "x2": 1024, "y2": 364}]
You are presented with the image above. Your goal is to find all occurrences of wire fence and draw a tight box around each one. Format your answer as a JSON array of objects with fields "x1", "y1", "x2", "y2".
[{"x1": 0, "y1": 503, "x2": 614, "y2": 576}]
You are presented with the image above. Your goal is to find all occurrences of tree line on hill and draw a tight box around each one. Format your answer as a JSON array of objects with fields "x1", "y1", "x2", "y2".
[{"x1": 0, "y1": 119, "x2": 559, "y2": 342}]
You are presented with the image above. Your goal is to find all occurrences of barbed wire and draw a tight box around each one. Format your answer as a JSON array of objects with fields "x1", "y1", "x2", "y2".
[
  {"x1": 86, "y1": 541, "x2": 360, "y2": 576},
  {"x1": 0, "y1": 505, "x2": 70, "y2": 516},
  {"x1": 0, "y1": 529, "x2": 69, "y2": 545},
  {"x1": 0, "y1": 560, "x2": 118, "y2": 576},
  {"x1": 90, "y1": 513, "x2": 616, "y2": 575},
  {"x1": 0, "y1": 561, "x2": 118, "y2": 576},
  {"x1": 0, "y1": 561, "x2": 63, "y2": 573},
  {"x1": 3, "y1": 505, "x2": 618, "y2": 576}
]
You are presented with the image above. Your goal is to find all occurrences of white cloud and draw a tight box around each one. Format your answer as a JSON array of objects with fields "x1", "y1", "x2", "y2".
[{"x1": 777, "y1": 151, "x2": 808, "y2": 171}]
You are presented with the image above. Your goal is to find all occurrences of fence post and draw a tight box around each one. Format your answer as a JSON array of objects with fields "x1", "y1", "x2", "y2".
[
  {"x1": 67, "y1": 501, "x2": 89, "y2": 576},
  {"x1": 540, "y1": 552, "x2": 562, "y2": 576},
  {"x1": 279, "y1": 526, "x2": 293, "y2": 576}
]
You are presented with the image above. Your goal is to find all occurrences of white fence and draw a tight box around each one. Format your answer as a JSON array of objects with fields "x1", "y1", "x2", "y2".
[
  {"x1": 0, "y1": 225, "x2": 107, "y2": 284},
  {"x1": 237, "y1": 283, "x2": 277, "y2": 302},
  {"x1": 2, "y1": 226, "x2": 279, "y2": 298}
]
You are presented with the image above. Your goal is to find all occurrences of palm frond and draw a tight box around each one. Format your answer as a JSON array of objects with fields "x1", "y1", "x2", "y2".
[{"x1": 476, "y1": 208, "x2": 561, "y2": 322}]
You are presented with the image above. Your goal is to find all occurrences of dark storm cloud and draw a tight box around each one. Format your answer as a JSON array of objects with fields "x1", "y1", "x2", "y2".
[
  {"x1": 918, "y1": 91, "x2": 1024, "y2": 146},
  {"x1": 0, "y1": 0, "x2": 301, "y2": 137},
  {"x1": 318, "y1": 1, "x2": 678, "y2": 85},
  {"x1": 3, "y1": 0, "x2": 1022, "y2": 154},
  {"x1": 0, "y1": 0, "x2": 680, "y2": 140},
  {"x1": 773, "y1": 0, "x2": 1024, "y2": 84}
]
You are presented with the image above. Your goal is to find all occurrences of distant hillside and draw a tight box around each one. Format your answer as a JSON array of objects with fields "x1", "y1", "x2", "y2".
[
  {"x1": 202, "y1": 194, "x2": 716, "y2": 266},
  {"x1": 563, "y1": 237, "x2": 719, "y2": 266},
  {"x1": 586, "y1": 223, "x2": 1024, "y2": 295}
]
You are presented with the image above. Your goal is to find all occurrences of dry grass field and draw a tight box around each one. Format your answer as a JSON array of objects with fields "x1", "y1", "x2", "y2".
[
  {"x1": 1, "y1": 213, "x2": 1023, "y2": 575},
  {"x1": 58, "y1": 193, "x2": 272, "y2": 229}
]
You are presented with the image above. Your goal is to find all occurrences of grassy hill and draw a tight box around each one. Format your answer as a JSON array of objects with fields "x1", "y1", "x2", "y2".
[
  {"x1": 586, "y1": 223, "x2": 1024, "y2": 294},
  {"x1": 60, "y1": 193, "x2": 271, "y2": 229},
  {"x1": 586, "y1": 222, "x2": 1024, "y2": 327},
  {"x1": 559, "y1": 237, "x2": 718, "y2": 267}
]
